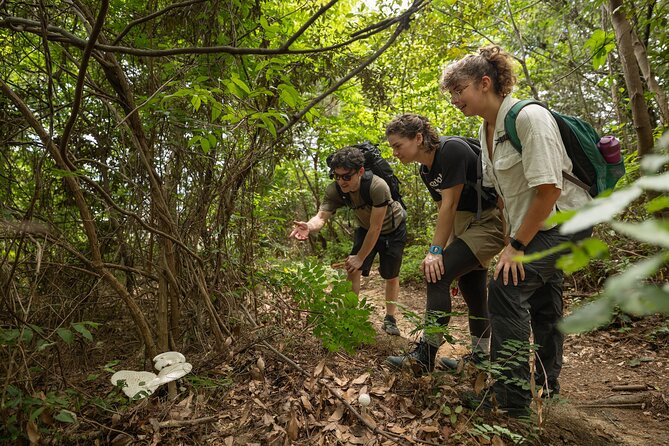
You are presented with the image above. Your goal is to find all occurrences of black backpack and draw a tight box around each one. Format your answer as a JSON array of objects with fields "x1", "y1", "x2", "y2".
[{"x1": 327, "y1": 141, "x2": 406, "y2": 209}]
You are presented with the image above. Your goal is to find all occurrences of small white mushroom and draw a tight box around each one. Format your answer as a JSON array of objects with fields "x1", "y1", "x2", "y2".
[{"x1": 358, "y1": 393, "x2": 371, "y2": 407}]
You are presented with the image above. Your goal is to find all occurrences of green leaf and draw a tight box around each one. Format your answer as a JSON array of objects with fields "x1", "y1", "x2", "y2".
[
  {"x1": 54, "y1": 409, "x2": 77, "y2": 423},
  {"x1": 636, "y1": 171, "x2": 669, "y2": 191},
  {"x1": 36, "y1": 339, "x2": 55, "y2": 351},
  {"x1": 585, "y1": 30, "x2": 615, "y2": 69},
  {"x1": 191, "y1": 95, "x2": 202, "y2": 111},
  {"x1": 619, "y1": 285, "x2": 669, "y2": 316},
  {"x1": 559, "y1": 297, "x2": 614, "y2": 333},
  {"x1": 604, "y1": 253, "x2": 668, "y2": 300},
  {"x1": 581, "y1": 238, "x2": 609, "y2": 258},
  {"x1": 646, "y1": 196, "x2": 669, "y2": 213},
  {"x1": 611, "y1": 220, "x2": 669, "y2": 248},
  {"x1": 556, "y1": 248, "x2": 590, "y2": 273},
  {"x1": 211, "y1": 102, "x2": 223, "y2": 121},
  {"x1": 56, "y1": 328, "x2": 74, "y2": 345},
  {"x1": 560, "y1": 187, "x2": 643, "y2": 234},
  {"x1": 231, "y1": 76, "x2": 251, "y2": 95},
  {"x1": 640, "y1": 154, "x2": 669, "y2": 174},
  {"x1": 545, "y1": 209, "x2": 577, "y2": 226},
  {"x1": 72, "y1": 323, "x2": 93, "y2": 342}
]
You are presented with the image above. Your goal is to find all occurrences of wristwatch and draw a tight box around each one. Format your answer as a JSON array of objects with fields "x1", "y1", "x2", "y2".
[
  {"x1": 509, "y1": 237, "x2": 527, "y2": 252},
  {"x1": 429, "y1": 245, "x2": 443, "y2": 255}
]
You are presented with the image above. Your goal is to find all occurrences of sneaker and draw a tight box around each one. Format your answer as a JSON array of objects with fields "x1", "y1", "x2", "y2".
[
  {"x1": 385, "y1": 341, "x2": 438, "y2": 376},
  {"x1": 383, "y1": 315, "x2": 400, "y2": 336},
  {"x1": 439, "y1": 350, "x2": 487, "y2": 370}
]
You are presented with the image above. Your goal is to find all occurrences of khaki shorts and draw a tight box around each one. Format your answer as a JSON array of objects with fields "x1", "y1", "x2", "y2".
[{"x1": 454, "y1": 207, "x2": 505, "y2": 268}]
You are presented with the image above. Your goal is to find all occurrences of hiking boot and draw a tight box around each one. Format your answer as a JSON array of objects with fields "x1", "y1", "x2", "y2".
[
  {"x1": 383, "y1": 315, "x2": 400, "y2": 336},
  {"x1": 385, "y1": 341, "x2": 438, "y2": 376},
  {"x1": 538, "y1": 382, "x2": 560, "y2": 399},
  {"x1": 439, "y1": 350, "x2": 487, "y2": 371},
  {"x1": 460, "y1": 390, "x2": 531, "y2": 419}
]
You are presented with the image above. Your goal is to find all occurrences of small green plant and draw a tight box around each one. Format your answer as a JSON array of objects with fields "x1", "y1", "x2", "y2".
[
  {"x1": 1, "y1": 386, "x2": 77, "y2": 442},
  {"x1": 470, "y1": 423, "x2": 528, "y2": 444},
  {"x1": 276, "y1": 260, "x2": 376, "y2": 353},
  {"x1": 398, "y1": 244, "x2": 429, "y2": 284}
]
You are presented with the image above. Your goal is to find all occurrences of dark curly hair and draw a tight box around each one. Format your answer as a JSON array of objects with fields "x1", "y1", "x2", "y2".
[
  {"x1": 385, "y1": 113, "x2": 440, "y2": 152},
  {"x1": 440, "y1": 45, "x2": 517, "y2": 96},
  {"x1": 327, "y1": 146, "x2": 365, "y2": 171}
]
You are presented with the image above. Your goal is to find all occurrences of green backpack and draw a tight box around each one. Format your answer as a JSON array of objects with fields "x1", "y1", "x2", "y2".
[{"x1": 501, "y1": 99, "x2": 625, "y2": 197}]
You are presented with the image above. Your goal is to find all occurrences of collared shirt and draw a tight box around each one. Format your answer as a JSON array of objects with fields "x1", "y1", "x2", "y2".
[{"x1": 479, "y1": 95, "x2": 591, "y2": 236}]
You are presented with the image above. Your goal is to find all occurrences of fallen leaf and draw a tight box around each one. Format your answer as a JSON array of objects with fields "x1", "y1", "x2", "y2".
[
  {"x1": 352, "y1": 372, "x2": 370, "y2": 385},
  {"x1": 421, "y1": 408, "x2": 437, "y2": 418},
  {"x1": 287, "y1": 410, "x2": 299, "y2": 441},
  {"x1": 474, "y1": 371, "x2": 487, "y2": 395},
  {"x1": 300, "y1": 394, "x2": 314, "y2": 412},
  {"x1": 262, "y1": 413, "x2": 274, "y2": 426},
  {"x1": 491, "y1": 434, "x2": 506, "y2": 446},
  {"x1": 388, "y1": 425, "x2": 406, "y2": 434},
  {"x1": 224, "y1": 436, "x2": 233, "y2": 446},
  {"x1": 313, "y1": 360, "x2": 326, "y2": 377},
  {"x1": 328, "y1": 404, "x2": 345, "y2": 422},
  {"x1": 27, "y1": 420, "x2": 40, "y2": 444},
  {"x1": 253, "y1": 398, "x2": 267, "y2": 410}
]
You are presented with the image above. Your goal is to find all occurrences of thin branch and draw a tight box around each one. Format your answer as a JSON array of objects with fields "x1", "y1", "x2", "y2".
[
  {"x1": 276, "y1": 0, "x2": 428, "y2": 137},
  {"x1": 280, "y1": 0, "x2": 339, "y2": 50},
  {"x1": 59, "y1": 0, "x2": 110, "y2": 166},
  {"x1": 0, "y1": 14, "x2": 401, "y2": 57},
  {"x1": 112, "y1": 0, "x2": 205, "y2": 46}
]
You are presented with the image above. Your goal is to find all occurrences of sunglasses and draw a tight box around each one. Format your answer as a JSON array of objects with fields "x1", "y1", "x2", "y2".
[{"x1": 331, "y1": 171, "x2": 357, "y2": 181}]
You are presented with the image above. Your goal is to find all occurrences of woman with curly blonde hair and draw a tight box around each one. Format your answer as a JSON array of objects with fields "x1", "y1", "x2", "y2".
[{"x1": 440, "y1": 45, "x2": 592, "y2": 416}]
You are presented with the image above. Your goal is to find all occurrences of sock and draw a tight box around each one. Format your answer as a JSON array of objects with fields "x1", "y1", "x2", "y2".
[{"x1": 471, "y1": 336, "x2": 490, "y2": 354}]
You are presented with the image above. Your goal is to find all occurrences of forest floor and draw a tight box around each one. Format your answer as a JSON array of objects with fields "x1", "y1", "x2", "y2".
[
  {"x1": 354, "y1": 272, "x2": 669, "y2": 446},
  {"x1": 86, "y1": 270, "x2": 669, "y2": 446}
]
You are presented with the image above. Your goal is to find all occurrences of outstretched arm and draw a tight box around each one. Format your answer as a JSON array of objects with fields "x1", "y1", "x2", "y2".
[{"x1": 289, "y1": 210, "x2": 333, "y2": 240}]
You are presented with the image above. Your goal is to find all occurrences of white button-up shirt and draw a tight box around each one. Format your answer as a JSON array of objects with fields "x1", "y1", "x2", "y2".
[{"x1": 479, "y1": 95, "x2": 592, "y2": 236}]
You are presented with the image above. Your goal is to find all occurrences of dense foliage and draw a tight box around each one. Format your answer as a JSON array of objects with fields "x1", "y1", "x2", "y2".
[{"x1": 0, "y1": 0, "x2": 667, "y2": 442}]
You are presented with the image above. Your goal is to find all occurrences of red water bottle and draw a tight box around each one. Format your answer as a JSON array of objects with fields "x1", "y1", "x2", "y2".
[{"x1": 597, "y1": 136, "x2": 622, "y2": 164}]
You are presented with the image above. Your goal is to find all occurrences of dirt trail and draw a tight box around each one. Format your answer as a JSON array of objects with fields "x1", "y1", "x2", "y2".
[{"x1": 359, "y1": 272, "x2": 669, "y2": 446}]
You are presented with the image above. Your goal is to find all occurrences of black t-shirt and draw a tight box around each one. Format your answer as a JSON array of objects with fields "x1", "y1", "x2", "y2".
[{"x1": 419, "y1": 136, "x2": 497, "y2": 212}]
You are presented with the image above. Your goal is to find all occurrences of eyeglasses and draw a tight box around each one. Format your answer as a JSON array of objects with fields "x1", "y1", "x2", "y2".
[
  {"x1": 448, "y1": 83, "x2": 471, "y2": 101},
  {"x1": 331, "y1": 170, "x2": 357, "y2": 181}
]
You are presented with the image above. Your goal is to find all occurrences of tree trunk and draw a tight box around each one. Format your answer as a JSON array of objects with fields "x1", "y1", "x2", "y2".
[
  {"x1": 608, "y1": 0, "x2": 655, "y2": 156},
  {"x1": 630, "y1": 26, "x2": 669, "y2": 125}
]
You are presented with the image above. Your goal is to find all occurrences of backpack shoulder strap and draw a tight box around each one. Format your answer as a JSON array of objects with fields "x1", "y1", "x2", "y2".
[
  {"x1": 504, "y1": 100, "x2": 594, "y2": 193},
  {"x1": 503, "y1": 99, "x2": 546, "y2": 152},
  {"x1": 358, "y1": 171, "x2": 375, "y2": 207}
]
